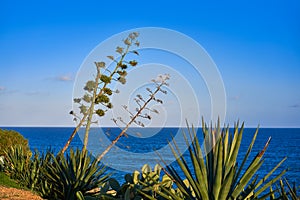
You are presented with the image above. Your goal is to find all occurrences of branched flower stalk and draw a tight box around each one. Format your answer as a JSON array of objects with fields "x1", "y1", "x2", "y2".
[
  {"x1": 61, "y1": 32, "x2": 140, "y2": 154},
  {"x1": 96, "y1": 74, "x2": 170, "y2": 162}
]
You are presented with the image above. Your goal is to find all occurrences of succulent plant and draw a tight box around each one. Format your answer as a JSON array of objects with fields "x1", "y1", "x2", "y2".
[
  {"x1": 41, "y1": 148, "x2": 109, "y2": 200},
  {"x1": 159, "y1": 119, "x2": 288, "y2": 199},
  {"x1": 98, "y1": 164, "x2": 175, "y2": 200}
]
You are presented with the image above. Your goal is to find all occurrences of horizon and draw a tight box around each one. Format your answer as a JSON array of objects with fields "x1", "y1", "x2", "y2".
[{"x1": 1, "y1": 125, "x2": 300, "y2": 129}]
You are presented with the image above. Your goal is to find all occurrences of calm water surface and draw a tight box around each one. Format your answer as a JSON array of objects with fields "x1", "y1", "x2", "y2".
[{"x1": 2, "y1": 127, "x2": 299, "y2": 184}]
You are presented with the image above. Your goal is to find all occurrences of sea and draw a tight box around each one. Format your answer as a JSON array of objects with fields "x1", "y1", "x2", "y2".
[{"x1": 1, "y1": 127, "x2": 299, "y2": 185}]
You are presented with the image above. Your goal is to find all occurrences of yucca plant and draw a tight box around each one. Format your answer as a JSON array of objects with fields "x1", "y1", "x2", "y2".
[
  {"x1": 41, "y1": 148, "x2": 109, "y2": 200},
  {"x1": 159, "y1": 120, "x2": 288, "y2": 200}
]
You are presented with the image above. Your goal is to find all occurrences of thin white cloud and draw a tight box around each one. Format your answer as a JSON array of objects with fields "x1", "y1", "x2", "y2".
[
  {"x1": 0, "y1": 86, "x2": 5, "y2": 91},
  {"x1": 45, "y1": 74, "x2": 74, "y2": 82},
  {"x1": 57, "y1": 75, "x2": 73, "y2": 82}
]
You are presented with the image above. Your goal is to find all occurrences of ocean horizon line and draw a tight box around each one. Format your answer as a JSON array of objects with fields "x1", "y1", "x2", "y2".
[{"x1": 1, "y1": 125, "x2": 300, "y2": 129}]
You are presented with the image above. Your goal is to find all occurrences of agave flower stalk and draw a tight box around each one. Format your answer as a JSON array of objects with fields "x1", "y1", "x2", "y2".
[
  {"x1": 61, "y1": 32, "x2": 140, "y2": 154},
  {"x1": 96, "y1": 74, "x2": 170, "y2": 162}
]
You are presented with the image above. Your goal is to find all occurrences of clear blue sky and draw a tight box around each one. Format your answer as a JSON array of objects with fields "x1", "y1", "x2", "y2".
[{"x1": 0, "y1": 0, "x2": 299, "y2": 127}]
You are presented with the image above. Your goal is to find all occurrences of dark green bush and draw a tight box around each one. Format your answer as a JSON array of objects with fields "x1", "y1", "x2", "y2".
[{"x1": 0, "y1": 128, "x2": 31, "y2": 157}]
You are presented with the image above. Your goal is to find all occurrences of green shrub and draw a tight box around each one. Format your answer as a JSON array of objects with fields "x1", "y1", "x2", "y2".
[{"x1": 0, "y1": 128, "x2": 31, "y2": 157}]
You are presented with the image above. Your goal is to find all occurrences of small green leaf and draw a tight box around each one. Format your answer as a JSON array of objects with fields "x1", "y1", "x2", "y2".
[
  {"x1": 83, "y1": 94, "x2": 92, "y2": 103},
  {"x1": 120, "y1": 64, "x2": 128, "y2": 70},
  {"x1": 116, "y1": 46, "x2": 124, "y2": 54},
  {"x1": 73, "y1": 98, "x2": 81, "y2": 103},
  {"x1": 129, "y1": 60, "x2": 138, "y2": 66},
  {"x1": 100, "y1": 75, "x2": 111, "y2": 84},
  {"x1": 107, "y1": 55, "x2": 114, "y2": 60},
  {"x1": 96, "y1": 109, "x2": 105, "y2": 117},
  {"x1": 94, "y1": 61, "x2": 105, "y2": 68},
  {"x1": 103, "y1": 88, "x2": 113, "y2": 95},
  {"x1": 132, "y1": 50, "x2": 139, "y2": 55},
  {"x1": 118, "y1": 77, "x2": 126, "y2": 84},
  {"x1": 79, "y1": 105, "x2": 87, "y2": 114},
  {"x1": 84, "y1": 80, "x2": 96, "y2": 92}
]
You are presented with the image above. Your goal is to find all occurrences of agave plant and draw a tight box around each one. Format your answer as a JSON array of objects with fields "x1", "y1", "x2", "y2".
[
  {"x1": 4, "y1": 145, "x2": 31, "y2": 182},
  {"x1": 41, "y1": 148, "x2": 109, "y2": 200},
  {"x1": 159, "y1": 120, "x2": 288, "y2": 200},
  {"x1": 4, "y1": 145, "x2": 53, "y2": 192}
]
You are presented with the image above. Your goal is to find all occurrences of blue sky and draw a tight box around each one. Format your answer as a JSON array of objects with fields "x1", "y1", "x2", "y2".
[{"x1": 0, "y1": 0, "x2": 299, "y2": 127}]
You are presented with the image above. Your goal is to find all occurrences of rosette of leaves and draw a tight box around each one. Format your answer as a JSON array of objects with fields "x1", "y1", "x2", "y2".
[
  {"x1": 41, "y1": 148, "x2": 109, "y2": 200},
  {"x1": 159, "y1": 119, "x2": 288, "y2": 200}
]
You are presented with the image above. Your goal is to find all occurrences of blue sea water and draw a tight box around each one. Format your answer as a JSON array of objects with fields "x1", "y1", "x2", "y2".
[{"x1": 1, "y1": 127, "x2": 300, "y2": 185}]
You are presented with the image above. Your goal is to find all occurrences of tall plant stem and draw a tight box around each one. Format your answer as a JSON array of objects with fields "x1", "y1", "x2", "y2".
[
  {"x1": 82, "y1": 68, "x2": 101, "y2": 152},
  {"x1": 61, "y1": 38, "x2": 135, "y2": 153},
  {"x1": 97, "y1": 82, "x2": 164, "y2": 162},
  {"x1": 60, "y1": 113, "x2": 88, "y2": 154}
]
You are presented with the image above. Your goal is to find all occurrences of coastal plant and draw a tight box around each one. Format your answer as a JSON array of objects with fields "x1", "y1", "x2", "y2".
[
  {"x1": 3, "y1": 145, "x2": 31, "y2": 182},
  {"x1": 19, "y1": 150, "x2": 42, "y2": 190},
  {"x1": 54, "y1": 32, "x2": 170, "y2": 199},
  {"x1": 61, "y1": 32, "x2": 140, "y2": 154},
  {"x1": 41, "y1": 148, "x2": 109, "y2": 200},
  {"x1": 3, "y1": 145, "x2": 49, "y2": 191},
  {"x1": 100, "y1": 164, "x2": 174, "y2": 200},
  {"x1": 158, "y1": 120, "x2": 288, "y2": 199},
  {"x1": 97, "y1": 74, "x2": 170, "y2": 161},
  {"x1": 0, "y1": 128, "x2": 31, "y2": 157}
]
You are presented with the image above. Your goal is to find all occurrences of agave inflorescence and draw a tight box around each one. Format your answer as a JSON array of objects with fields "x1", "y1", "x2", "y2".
[{"x1": 61, "y1": 32, "x2": 141, "y2": 154}]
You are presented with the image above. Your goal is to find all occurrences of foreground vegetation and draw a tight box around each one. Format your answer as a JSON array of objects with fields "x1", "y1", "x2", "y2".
[
  {"x1": 0, "y1": 124, "x2": 299, "y2": 200},
  {"x1": 1, "y1": 33, "x2": 299, "y2": 199}
]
